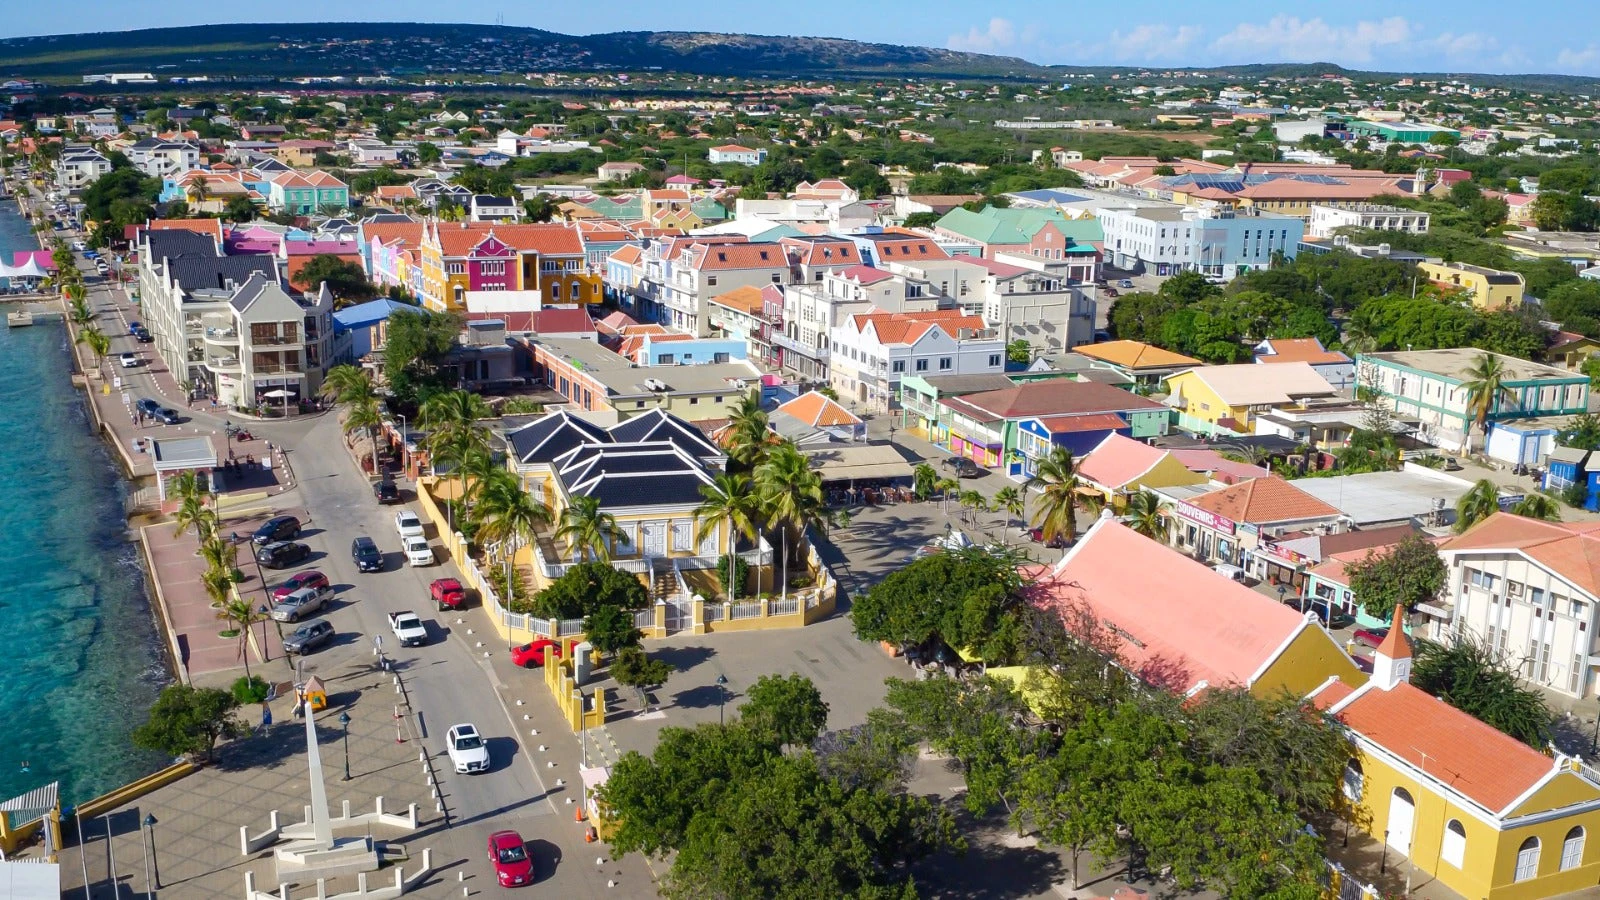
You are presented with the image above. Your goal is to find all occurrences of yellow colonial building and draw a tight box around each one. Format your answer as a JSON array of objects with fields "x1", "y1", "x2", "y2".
[
  {"x1": 1072, "y1": 432, "x2": 1208, "y2": 506},
  {"x1": 1312, "y1": 611, "x2": 1600, "y2": 900},
  {"x1": 1164, "y1": 361, "x2": 1337, "y2": 433},
  {"x1": 1417, "y1": 261, "x2": 1526, "y2": 310}
]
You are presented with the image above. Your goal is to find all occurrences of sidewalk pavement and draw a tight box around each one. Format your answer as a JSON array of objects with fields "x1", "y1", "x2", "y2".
[{"x1": 142, "y1": 508, "x2": 300, "y2": 681}]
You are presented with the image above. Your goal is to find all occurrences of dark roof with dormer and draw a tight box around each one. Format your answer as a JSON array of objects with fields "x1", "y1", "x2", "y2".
[
  {"x1": 607, "y1": 408, "x2": 722, "y2": 460},
  {"x1": 552, "y1": 441, "x2": 714, "y2": 509},
  {"x1": 507, "y1": 409, "x2": 613, "y2": 465}
]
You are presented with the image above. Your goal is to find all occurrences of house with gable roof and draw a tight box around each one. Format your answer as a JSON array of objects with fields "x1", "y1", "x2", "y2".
[
  {"x1": 827, "y1": 310, "x2": 1001, "y2": 414},
  {"x1": 1073, "y1": 432, "x2": 1209, "y2": 505},
  {"x1": 932, "y1": 205, "x2": 1103, "y2": 282},
  {"x1": 938, "y1": 379, "x2": 1169, "y2": 476}
]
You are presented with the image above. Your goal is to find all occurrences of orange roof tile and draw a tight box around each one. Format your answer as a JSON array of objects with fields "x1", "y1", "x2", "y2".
[
  {"x1": 363, "y1": 221, "x2": 423, "y2": 252},
  {"x1": 776, "y1": 391, "x2": 863, "y2": 428},
  {"x1": 708, "y1": 285, "x2": 766, "y2": 316},
  {"x1": 689, "y1": 242, "x2": 787, "y2": 271},
  {"x1": 1076, "y1": 340, "x2": 1200, "y2": 370},
  {"x1": 1188, "y1": 477, "x2": 1340, "y2": 525},
  {"x1": 1440, "y1": 512, "x2": 1600, "y2": 597},
  {"x1": 147, "y1": 218, "x2": 223, "y2": 242},
  {"x1": 1255, "y1": 338, "x2": 1351, "y2": 365}
]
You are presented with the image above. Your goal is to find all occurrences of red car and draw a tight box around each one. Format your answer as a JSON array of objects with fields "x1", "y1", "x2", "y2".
[
  {"x1": 272, "y1": 571, "x2": 329, "y2": 603},
  {"x1": 1353, "y1": 626, "x2": 1390, "y2": 649},
  {"x1": 487, "y1": 829, "x2": 534, "y2": 888},
  {"x1": 430, "y1": 577, "x2": 466, "y2": 611},
  {"x1": 510, "y1": 639, "x2": 562, "y2": 668}
]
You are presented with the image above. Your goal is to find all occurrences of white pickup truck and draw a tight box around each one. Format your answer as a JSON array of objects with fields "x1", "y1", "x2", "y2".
[{"x1": 387, "y1": 610, "x2": 428, "y2": 647}]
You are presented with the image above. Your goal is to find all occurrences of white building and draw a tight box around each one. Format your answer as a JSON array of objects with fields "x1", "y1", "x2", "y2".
[
  {"x1": 827, "y1": 310, "x2": 1003, "y2": 412},
  {"x1": 597, "y1": 161, "x2": 646, "y2": 183},
  {"x1": 1099, "y1": 206, "x2": 1305, "y2": 280},
  {"x1": 127, "y1": 139, "x2": 201, "y2": 179},
  {"x1": 708, "y1": 144, "x2": 767, "y2": 166},
  {"x1": 776, "y1": 266, "x2": 945, "y2": 383},
  {"x1": 54, "y1": 146, "x2": 111, "y2": 191},
  {"x1": 1308, "y1": 204, "x2": 1431, "y2": 239},
  {"x1": 348, "y1": 139, "x2": 400, "y2": 166}
]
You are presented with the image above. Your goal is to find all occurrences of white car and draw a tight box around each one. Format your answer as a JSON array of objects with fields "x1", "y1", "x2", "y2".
[
  {"x1": 394, "y1": 510, "x2": 425, "y2": 540},
  {"x1": 403, "y1": 536, "x2": 434, "y2": 567},
  {"x1": 446, "y1": 723, "x2": 489, "y2": 774},
  {"x1": 119, "y1": 352, "x2": 138, "y2": 368}
]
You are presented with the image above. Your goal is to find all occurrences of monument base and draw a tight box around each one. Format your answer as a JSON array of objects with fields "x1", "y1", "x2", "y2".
[{"x1": 274, "y1": 835, "x2": 381, "y2": 881}]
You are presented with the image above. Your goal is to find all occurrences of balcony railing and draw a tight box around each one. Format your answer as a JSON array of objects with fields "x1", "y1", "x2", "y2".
[
  {"x1": 251, "y1": 364, "x2": 305, "y2": 376},
  {"x1": 206, "y1": 355, "x2": 241, "y2": 373}
]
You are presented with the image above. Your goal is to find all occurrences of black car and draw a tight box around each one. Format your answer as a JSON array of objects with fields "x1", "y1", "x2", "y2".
[
  {"x1": 373, "y1": 479, "x2": 401, "y2": 505},
  {"x1": 352, "y1": 536, "x2": 383, "y2": 572},
  {"x1": 282, "y1": 618, "x2": 334, "y2": 654},
  {"x1": 942, "y1": 456, "x2": 982, "y2": 478},
  {"x1": 252, "y1": 515, "x2": 302, "y2": 546},
  {"x1": 152, "y1": 407, "x2": 181, "y2": 425},
  {"x1": 134, "y1": 329, "x2": 153, "y2": 343},
  {"x1": 135, "y1": 397, "x2": 161, "y2": 416},
  {"x1": 256, "y1": 540, "x2": 311, "y2": 569}
]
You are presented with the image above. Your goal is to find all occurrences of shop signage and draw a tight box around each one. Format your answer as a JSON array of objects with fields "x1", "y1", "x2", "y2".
[{"x1": 1175, "y1": 501, "x2": 1235, "y2": 534}]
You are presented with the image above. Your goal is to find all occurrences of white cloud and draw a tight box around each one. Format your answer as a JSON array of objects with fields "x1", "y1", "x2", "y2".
[
  {"x1": 1101, "y1": 23, "x2": 1205, "y2": 63},
  {"x1": 1557, "y1": 45, "x2": 1600, "y2": 73},
  {"x1": 1210, "y1": 15, "x2": 1412, "y2": 64},
  {"x1": 948, "y1": 18, "x2": 1018, "y2": 54},
  {"x1": 1426, "y1": 31, "x2": 1497, "y2": 59}
]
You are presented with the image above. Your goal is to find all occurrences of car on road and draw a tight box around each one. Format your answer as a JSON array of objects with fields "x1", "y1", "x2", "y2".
[
  {"x1": 70, "y1": 241, "x2": 85, "y2": 251},
  {"x1": 941, "y1": 456, "x2": 982, "y2": 478},
  {"x1": 1285, "y1": 596, "x2": 1355, "y2": 630},
  {"x1": 351, "y1": 536, "x2": 383, "y2": 572},
  {"x1": 135, "y1": 397, "x2": 161, "y2": 416},
  {"x1": 256, "y1": 541, "x2": 311, "y2": 569},
  {"x1": 282, "y1": 618, "x2": 334, "y2": 655},
  {"x1": 271, "y1": 586, "x2": 327, "y2": 622},
  {"x1": 252, "y1": 515, "x2": 302, "y2": 546},
  {"x1": 446, "y1": 723, "x2": 490, "y2": 774},
  {"x1": 272, "y1": 570, "x2": 330, "y2": 602},
  {"x1": 373, "y1": 479, "x2": 400, "y2": 505},
  {"x1": 487, "y1": 830, "x2": 534, "y2": 888},
  {"x1": 127, "y1": 321, "x2": 141, "y2": 335},
  {"x1": 394, "y1": 510, "x2": 425, "y2": 540},
  {"x1": 118, "y1": 352, "x2": 138, "y2": 368},
  {"x1": 1118, "y1": 279, "x2": 1134, "y2": 288},
  {"x1": 152, "y1": 407, "x2": 181, "y2": 425},
  {"x1": 403, "y1": 536, "x2": 434, "y2": 567},
  {"x1": 388, "y1": 610, "x2": 428, "y2": 647},
  {"x1": 1353, "y1": 626, "x2": 1390, "y2": 648},
  {"x1": 510, "y1": 639, "x2": 562, "y2": 668},
  {"x1": 134, "y1": 329, "x2": 153, "y2": 343},
  {"x1": 431, "y1": 577, "x2": 466, "y2": 610}
]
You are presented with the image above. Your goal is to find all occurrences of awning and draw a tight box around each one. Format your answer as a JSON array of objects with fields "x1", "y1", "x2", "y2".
[{"x1": 803, "y1": 443, "x2": 915, "y2": 483}]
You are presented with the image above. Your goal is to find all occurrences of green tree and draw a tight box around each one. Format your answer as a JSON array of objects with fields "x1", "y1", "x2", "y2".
[
  {"x1": 1455, "y1": 478, "x2": 1503, "y2": 533},
  {"x1": 531, "y1": 560, "x2": 649, "y2": 620},
  {"x1": 76, "y1": 325, "x2": 110, "y2": 376},
  {"x1": 1123, "y1": 489, "x2": 1166, "y2": 540},
  {"x1": 583, "y1": 603, "x2": 643, "y2": 657},
  {"x1": 901, "y1": 211, "x2": 940, "y2": 229},
  {"x1": 474, "y1": 472, "x2": 551, "y2": 605},
  {"x1": 851, "y1": 548, "x2": 1026, "y2": 663},
  {"x1": 554, "y1": 495, "x2": 627, "y2": 563},
  {"x1": 755, "y1": 443, "x2": 826, "y2": 600},
  {"x1": 694, "y1": 473, "x2": 762, "y2": 601},
  {"x1": 1412, "y1": 635, "x2": 1552, "y2": 746},
  {"x1": 416, "y1": 141, "x2": 442, "y2": 165},
  {"x1": 131, "y1": 685, "x2": 244, "y2": 762},
  {"x1": 215, "y1": 595, "x2": 264, "y2": 679},
  {"x1": 1462, "y1": 352, "x2": 1516, "y2": 454},
  {"x1": 224, "y1": 196, "x2": 257, "y2": 222},
  {"x1": 291, "y1": 254, "x2": 375, "y2": 304},
  {"x1": 1511, "y1": 492, "x2": 1562, "y2": 521},
  {"x1": 723, "y1": 390, "x2": 772, "y2": 471},
  {"x1": 1347, "y1": 532, "x2": 1448, "y2": 620},
  {"x1": 992, "y1": 486, "x2": 1024, "y2": 531},
  {"x1": 912, "y1": 462, "x2": 938, "y2": 501},
  {"x1": 610, "y1": 646, "x2": 673, "y2": 704},
  {"x1": 1005, "y1": 338, "x2": 1032, "y2": 364},
  {"x1": 741, "y1": 673, "x2": 830, "y2": 750},
  {"x1": 1024, "y1": 446, "x2": 1080, "y2": 546}
]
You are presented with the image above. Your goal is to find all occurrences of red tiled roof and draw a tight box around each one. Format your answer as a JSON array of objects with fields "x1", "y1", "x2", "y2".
[
  {"x1": 867, "y1": 236, "x2": 949, "y2": 261},
  {"x1": 1255, "y1": 338, "x2": 1351, "y2": 365},
  {"x1": 1076, "y1": 433, "x2": 1169, "y2": 489},
  {"x1": 939, "y1": 380, "x2": 1163, "y2": 422},
  {"x1": 364, "y1": 222, "x2": 424, "y2": 252},
  {"x1": 1439, "y1": 512, "x2": 1600, "y2": 597},
  {"x1": 850, "y1": 310, "x2": 987, "y2": 346},
  {"x1": 286, "y1": 253, "x2": 360, "y2": 284},
  {"x1": 688, "y1": 242, "x2": 787, "y2": 272},
  {"x1": 709, "y1": 285, "x2": 766, "y2": 315},
  {"x1": 1030, "y1": 519, "x2": 1315, "y2": 694},
  {"x1": 531, "y1": 307, "x2": 596, "y2": 335},
  {"x1": 1187, "y1": 477, "x2": 1340, "y2": 526},
  {"x1": 146, "y1": 218, "x2": 223, "y2": 242},
  {"x1": 1035, "y1": 412, "x2": 1128, "y2": 433},
  {"x1": 776, "y1": 391, "x2": 862, "y2": 428}
]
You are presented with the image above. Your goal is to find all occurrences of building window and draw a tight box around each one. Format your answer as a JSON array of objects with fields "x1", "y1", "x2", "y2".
[
  {"x1": 1516, "y1": 836, "x2": 1541, "y2": 882},
  {"x1": 1441, "y1": 820, "x2": 1466, "y2": 868},
  {"x1": 938, "y1": 357, "x2": 952, "y2": 370},
  {"x1": 550, "y1": 284, "x2": 561, "y2": 301},
  {"x1": 988, "y1": 354, "x2": 1002, "y2": 367},
  {"x1": 892, "y1": 360, "x2": 906, "y2": 373},
  {"x1": 1563, "y1": 826, "x2": 1586, "y2": 871},
  {"x1": 447, "y1": 262, "x2": 464, "y2": 275},
  {"x1": 707, "y1": 276, "x2": 718, "y2": 286},
  {"x1": 915, "y1": 359, "x2": 928, "y2": 372},
  {"x1": 1341, "y1": 759, "x2": 1363, "y2": 802}
]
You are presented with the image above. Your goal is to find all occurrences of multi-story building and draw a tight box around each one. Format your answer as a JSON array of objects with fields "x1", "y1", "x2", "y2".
[
  {"x1": 127, "y1": 139, "x2": 201, "y2": 179},
  {"x1": 265, "y1": 170, "x2": 349, "y2": 215},
  {"x1": 1357, "y1": 350, "x2": 1588, "y2": 458},
  {"x1": 1416, "y1": 261, "x2": 1525, "y2": 309},
  {"x1": 937, "y1": 380, "x2": 1169, "y2": 476},
  {"x1": 659, "y1": 239, "x2": 789, "y2": 336},
  {"x1": 417, "y1": 221, "x2": 600, "y2": 313},
  {"x1": 1308, "y1": 203, "x2": 1431, "y2": 238},
  {"x1": 777, "y1": 265, "x2": 945, "y2": 383},
  {"x1": 530, "y1": 336, "x2": 763, "y2": 423},
  {"x1": 1164, "y1": 362, "x2": 1339, "y2": 434},
  {"x1": 1099, "y1": 206, "x2": 1304, "y2": 279},
  {"x1": 932, "y1": 205, "x2": 1103, "y2": 282},
  {"x1": 826, "y1": 310, "x2": 1000, "y2": 412},
  {"x1": 706, "y1": 285, "x2": 784, "y2": 369},
  {"x1": 54, "y1": 145, "x2": 111, "y2": 191}
]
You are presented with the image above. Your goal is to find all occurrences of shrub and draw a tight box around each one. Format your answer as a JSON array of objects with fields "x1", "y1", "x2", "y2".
[
  {"x1": 532, "y1": 561, "x2": 650, "y2": 619},
  {"x1": 231, "y1": 675, "x2": 270, "y2": 705},
  {"x1": 716, "y1": 553, "x2": 750, "y2": 599}
]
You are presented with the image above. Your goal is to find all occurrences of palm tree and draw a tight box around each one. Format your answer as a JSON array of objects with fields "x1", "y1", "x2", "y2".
[
  {"x1": 1462, "y1": 352, "x2": 1516, "y2": 456},
  {"x1": 1455, "y1": 479, "x2": 1502, "y2": 533},
  {"x1": 215, "y1": 593, "x2": 262, "y2": 679},
  {"x1": 555, "y1": 495, "x2": 626, "y2": 563},
  {"x1": 76, "y1": 326, "x2": 110, "y2": 376},
  {"x1": 319, "y1": 363, "x2": 376, "y2": 405},
  {"x1": 67, "y1": 295, "x2": 94, "y2": 326},
  {"x1": 912, "y1": 463, "x2": 938, "y2": 501},
  {"x1": 755, "y1": 443, "x2": 826, "y2": 601},
  {"x1": 958, "y1": 490, "x2": 987, "y2": 527},
  {"x1": 1124, "y1": 490, "x2": 1167, "y2": 540},
  {"x1": 993, "y1": 486, "x2": 1024, "y2": 531},
  {"x1": 694, "y1": 473, "x2": 762, "y2": 602},
  {"x1": 725, "y1": 391, "x2": 772, "y2": 471},
  {"x1": 198, "y1": 534, "x2": 236, "y2": 577},
  {"x1": 1511, "y1": 493, "x2": 1561, "y2": 522},
  {"x1": 1025, "y1": 446, "x2": 1081, "y2": 547},
  {"x1": 474, "y1": 473, "x2": 551, "y2": 596},
  {"x1": 342, "y1": 394, "x2": 385, "y2": 475},
  {"x1": 188, "y1": 175, "x2": 210, "y2": 206}
]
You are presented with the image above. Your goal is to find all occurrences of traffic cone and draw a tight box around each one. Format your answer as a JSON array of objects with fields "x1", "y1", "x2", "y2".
[{"x1": 575, "y1": 804, "x2": 586, "y2": 822}]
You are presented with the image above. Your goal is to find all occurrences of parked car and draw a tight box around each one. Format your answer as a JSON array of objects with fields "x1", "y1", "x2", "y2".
[
  {"x1": 272, "y1": 570, "x2": 330, "y2": 602},
  {"x1": 394, "y1": 510, "x2": 425, "y2": 540},
  {"x1": 1118, "y1": 279, "x2": 1134, "y2": 288},
  {"x1": 510, "y1": 639, "x2": 562, "y2": 668},
  {"x1": 1027, "y1": 527, "x2": 1069, "y2": 549},
  {"x1": 1353, "y1": 626, "x2": 1390, "y2": 649},
  {"x1": 373, "y1": 479, "x2": 400, "y2": 504},
  {"x1": 1211, "y1": 564, "x2": 1248, "y2": 583},
  {"x1": 351, "y1": 536, "x2": 383, "y2": 572},
  {"x1": 431, "y1": 577, "x2": 466, "y2": 610},
  {"x1": 486, "y1": 830, "x2": 534, "y2": 888},
  {"x1": 252, "y1": 515, "x2": 302, "y2": 546},
  {"x1": 446, "y1": 723, "x2": 490, "y2": 774},
  {"x1": 387, "y1": 610, "x2": 428, "y2": 647},
  {"x1": 1286, "y1": 596, "x2": 1355, "y2": 630},
  {"x1": 135, "y1": 397, "x2": 161, "y2": 416},
  {"x1": 118, "y1": 352, "x2": 138, "y2": 368},
  {"x1": 271, "y1": 586, "x2": 327, "y2": 622},
  {"x1": 282, "y1": 618, "x2": 334, "y2": 655},
  {"x1": 152, "y1": 407, "x2": 181, "y2": 425},
  {"x1": 403, "y1": 536, "x2": 434, "y2": 567},
  {"x1": 256, "y1": 540, "x2": 311, "y2": 570},
  {"x1": 942, "y1": 456, "x2": 982, "y2": 478},
  {"x1": 134, "y1": 328, "x2": 153, "y2": 343}
]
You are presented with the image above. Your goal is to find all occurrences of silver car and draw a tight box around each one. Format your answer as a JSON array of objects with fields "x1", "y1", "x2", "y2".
[{"x1": 271, "y1": 586, "x2": 327, "y2": 622}]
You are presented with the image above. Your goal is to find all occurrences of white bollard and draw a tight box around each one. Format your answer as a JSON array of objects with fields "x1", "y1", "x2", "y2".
[
  {"x1": 466, "y1": 629, "x2": 473, "y2": 635},
  {"x1": 597, "y1": 857, "x2": 605, "y2": 866},
  {"x1": 538, "y1": 745, "x2": 547, "y2": 752},
  {"x1": 555, "y1": 778, "x2": 564, "y2": 787},
  {"x1": 530, "y1": 729, "x2": 538, "y2": 735},
  {"x1": 522, "y1": 714, "x2": 530, "y2": 720},
  {"x1": 546, "y1": 761, "x2": 555, "y2": 768},
  {"x1": 516, "y1": 700, "x2": 524, "y2": 706},
  {"x1": 459, "y1": 871, "x2": 465, "y2": 881}
]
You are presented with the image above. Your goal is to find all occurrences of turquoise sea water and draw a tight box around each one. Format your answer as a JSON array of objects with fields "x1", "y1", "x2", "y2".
[{"x1": 0, "y1": 202, "x2": 168, "y2": 806}]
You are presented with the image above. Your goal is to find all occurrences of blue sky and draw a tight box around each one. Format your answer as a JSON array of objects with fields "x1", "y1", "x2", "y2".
[{"x1": 7, "y1": 1, "x2": 1600, "y2": 76}]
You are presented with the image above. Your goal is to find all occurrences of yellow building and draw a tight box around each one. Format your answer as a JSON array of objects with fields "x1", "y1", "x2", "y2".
[
  {"x1": 1164, "y1": 361, "x2": 1336, "y2": 432},
  {"x1": 1073, "y1": 432, "x2": 1207, "y2": 505},
  {"x1": 1313, "y1": 612, "x2": 1600, "y2": 899},
  {"x1": 1417, "y1": 260, "x2": 1526, "y2": 309}
]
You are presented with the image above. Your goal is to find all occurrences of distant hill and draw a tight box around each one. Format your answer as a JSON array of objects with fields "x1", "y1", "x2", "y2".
[{"x1": 0, "y1": 23, "x2": 1597, "y2": 93}]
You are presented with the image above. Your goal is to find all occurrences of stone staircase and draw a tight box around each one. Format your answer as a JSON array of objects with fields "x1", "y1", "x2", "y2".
[{"x1": 651, "y1": 561, "x2": 679, "y2": 603}]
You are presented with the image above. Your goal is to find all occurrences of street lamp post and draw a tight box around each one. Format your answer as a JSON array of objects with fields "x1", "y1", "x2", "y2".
[
  {"x1": 339, "y1": 711, "x2": 352, "y2": 781},
  {"x1": 396, "y1": 415, "x2": 408, "y2": 474},
  {"x1": 224, "y1": 418, "x2": 232, "y2": 460},
  {"x1": 715, "y1": 674, "x2": 728, "y2": 726},
  {"x1": 258, "y1": 604, "x2": 272, "y2": 662},
  {"x1": 143, "y1": 813, "x2": 161, "y2": 889}
]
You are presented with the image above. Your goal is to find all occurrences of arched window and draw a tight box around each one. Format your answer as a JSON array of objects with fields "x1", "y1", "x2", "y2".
[
  {"x1": 1516, "y1": 836, "x2": 1542, "y2": 882},
  {"x1": 1441, "y1": 820, "x2": 1466, "y2": 868},
  {"x1": 1342, "y1": 759, "x2": 1364, "y2": 802},
  {"x1": 1563, "y1": 826, "x2": 1586, "y2": 871}
]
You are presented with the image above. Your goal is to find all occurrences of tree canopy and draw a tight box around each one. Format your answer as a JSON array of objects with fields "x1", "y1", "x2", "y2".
[
  {"x1": 1346, "y1": 532, "x2": 1448, "y2": 620},
  {"x1": 291, "y1": 254, "x2": 375, "y2": 304},
  {"x1": 531, "y1": 560, "x2": 649, "y2": 620},
  {"x1": 850, "y1": 547, "x2": 1028, "y2": 664},
  {"x1": 131, "y1": 685, "x2": 244, "y2": 762}
]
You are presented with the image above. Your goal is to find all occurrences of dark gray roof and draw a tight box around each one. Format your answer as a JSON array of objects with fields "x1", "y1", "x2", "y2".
[
  {"x1": 145, "y1": 229, "x2": 218, "y2": 261},
  {"x1": 607, "y1": 409, "x2": 721, "y2": 460},
  {"x1": 919, "y1": 374, "x2": 1016, "y2": 395},
  {"x1": 167, "y1": 255, "x2": 279, "y2": 295},
  {"x1": 554, "y1": 442, "x2": 713, "y2": 509},
  {"x1": 507, "y1": 410, "x2": 612, "y2": 464},
  {"x1": 228, "y1": 272, "x2": 277, "y2": 313}
]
